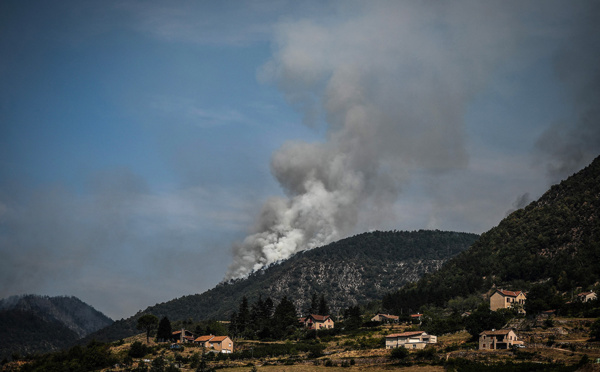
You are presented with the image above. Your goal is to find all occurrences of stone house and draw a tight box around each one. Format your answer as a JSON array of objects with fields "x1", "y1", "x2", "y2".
[
  {"x1": 194, "y1": 335, "x2": 234, "y2": 353},
  {"x1": 479, "y1": 329, "x2": 523, "y2": 350},
  {"x1": 171, "y1": 329, "x2": 195, "y2": 343},
  {"x1": 385, "y1": 331, "x2": 437, "y2": 350},
  {"x1": 302, "y1": 314, "x2": 334, "y2": 330},
  {"x1": 371, "y1": 313, "x2": 399, "y2": 323},
  {"x1": 577, "y1": 291, "x2": 597, "y2": 303},
  {"x1": 490, "y1": 289, "x2": 526, "y2": 314}
]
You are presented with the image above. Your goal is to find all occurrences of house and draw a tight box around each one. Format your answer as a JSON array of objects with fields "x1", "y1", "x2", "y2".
[
  {"x1": 302, "y1": 314, "x2": 334, "y2": 330},
  {"x1": 490, "y1": 289, "x2": 526, "y2": 314},
  {"x1": 171, "y1": 329, "x2": 195, "y2": 343},
  {"x1": 209, "y1": 336, "x2": 234, "y2": 353},
  {"x1": 194, "y1": 335, "x2": 234, "y2": 353},
  {"x1": 410, "y1": 313, "x2": 423, "y2": 324},
  {"x1": 577, "y1": 291, "x2": 597, "y2": 303},
  {"x1": 385, "y1": 331, "x2": 437, "y2": 350},
  {"x1": 479, "y1": 329, "x2": 523, "y2": 350},
  {"x1": 371, "y1": 313, "x2": 399, "y2": 323},
  {"x1": 194, "y1": 335, "x2": 215, "y2": 348}
]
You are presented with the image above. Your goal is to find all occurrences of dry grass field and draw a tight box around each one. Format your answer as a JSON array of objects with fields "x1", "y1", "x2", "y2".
[{"x1": 100, "y1": 316, "x2": 600, "y2": 371}]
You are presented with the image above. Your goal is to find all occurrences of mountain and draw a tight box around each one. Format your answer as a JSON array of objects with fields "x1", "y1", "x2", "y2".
[
  {"x1": 383, "y1": 155, "x2": 600, "y2": 313},
  {"x1": 85, "y1": 229, "x2": 478, "y2": 342},
  {"x1": 0, "y1": 295, "x2": 113, "y2": 360}
]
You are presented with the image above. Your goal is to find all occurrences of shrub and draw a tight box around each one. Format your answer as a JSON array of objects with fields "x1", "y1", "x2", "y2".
[
  {"x1": 389, "y1": 347, "x2": 409, "y2": 360},
  {"x1": 129, "y1": 341, "x2": 151, "y2": 358}
]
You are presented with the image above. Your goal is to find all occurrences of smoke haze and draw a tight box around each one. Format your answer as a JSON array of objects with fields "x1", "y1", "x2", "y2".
[{"x1": 226, "y1": 2, "x2": 529, "y2": 279}]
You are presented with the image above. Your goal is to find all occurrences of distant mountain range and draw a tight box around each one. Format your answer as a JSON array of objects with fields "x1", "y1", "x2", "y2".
[
  {"x1": 84, "y1": 229, "x2": 479, "y2": 342},
  {"x1": 383, "y1": 155, "x2": 600, "y2": 313},
  {"x1": 0, "y1": 295, "x2": 112, "y2": 360}
]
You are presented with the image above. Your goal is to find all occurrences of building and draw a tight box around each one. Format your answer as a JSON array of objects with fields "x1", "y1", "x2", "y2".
[
  {"x1": 171, "y1": 329, "x2": 195, "y2": 343},
  {"x1": 194, "y1": 335, "x2": 215, "y2": 348},
  {"x1": 479, "y1": 329, "x2": 523, "y2": 350},
  {"x1": 410, "y1": 313, "x2": 423, "y2": 324},
  {"x1": 577, "y1": 291, "x2": 597, "y2": 303},
  {"x1": 194, "y1": 335, "x2": 234, "y2": 353},
  {"x1": 209, "y1": 336, "x2": 234, "y2": 353},
  {"x1": 385, "y1": 331, "x2": 437, "y2": 350},
  {"x1": 371, "y1": 313, "x2": 399, "y2": 323},
  {"x1": 302, "y1": 314, "x2": 334, "y2": 330},
  {"x1": 490, "y1": 289, "x2": 526, "y2": 314}
]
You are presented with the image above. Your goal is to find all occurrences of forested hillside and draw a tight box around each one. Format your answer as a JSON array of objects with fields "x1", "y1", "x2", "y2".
[
  {"x1": 85, "y1": 230, "x2": 478, "y2": 342},
  {"x1": 0, "y1": 295, "x2": 113, "y2": 360},
  {"x1": 383, "y1": 155, "x2": 600, "y2": 314}
]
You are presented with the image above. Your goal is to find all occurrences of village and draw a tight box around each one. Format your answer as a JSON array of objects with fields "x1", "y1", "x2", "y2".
[{"x1": 110, "y1": 289, "x2": 600, "y2": 371}]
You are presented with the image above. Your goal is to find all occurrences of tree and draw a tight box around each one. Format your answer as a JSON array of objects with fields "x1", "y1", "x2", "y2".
[
  {"x1": 524, "y1": 283, "x2": 563, "y2": 315},
  {"x1": 307, "y1": 293, "x2": 318, "y2": 315},
  {"x1": 464, "y1": 304, "x2": 510, "y2": 340},
  {"x1": 137, "y1": 314, "x2": 159, "y2": 343},
  {"x1": 318, "y1": 294, "x2": 329, "y2": 315},
  {"x1": 590, "y1": 318, "x2": 600, "y2": 340},
  {"x1": 343, "y1": 305, "x2": 362, "y2": 330},
  {"x1": 273, "y1": 296, "x2": 298, "y2": 338},
  {"x1": 237, "y1": 297, "x2": 250, "y2": 337},
  {"x1": 157, "y1": 316, "x2": 172, "y2": 342}
]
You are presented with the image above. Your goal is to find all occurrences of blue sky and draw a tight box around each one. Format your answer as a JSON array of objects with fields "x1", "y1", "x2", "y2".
[{"x1": 1, "y1": 0, "x2": 599, "y2": 319}]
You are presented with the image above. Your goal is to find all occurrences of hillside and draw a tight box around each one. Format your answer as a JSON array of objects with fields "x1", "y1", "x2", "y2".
[
  {"x1": 0, "y1": 295, "x2": 113, "y2": 360},
  {"x1": 384, "y1": 155, "x2": 600, "y2": 313},
  {"x1": 85, "y1": 230, "x2": 478, "y2": 342}
]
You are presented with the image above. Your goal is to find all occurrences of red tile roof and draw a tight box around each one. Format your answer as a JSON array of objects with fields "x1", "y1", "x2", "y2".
[
  {"x1": 480, "y1": 329, "x2": 512, "y2": 336},
  {"x1": 497, "y1": 289, "x2": 524, "y2": 297},
  {"x1": 578, "y1": 291, "x2": 594, "y2": 296},
  {"x1": 194, "y1": 335, "x2": 214, "y2": 342},
  {"x1": 386, "y1": 331, "x2": 425, "y2": 338},
  {"x1": 378, "y1": 313, "x2": 399, "y2": 319},
  {"x1": 308, "y1": 314, "x2": 331, "y2": 321},
  {"x1": 210, "y1": 336, "x2": 229, "y2": 342},
  {"x1": 410, "y1": 313, "x2": 422, "y2": 318}
]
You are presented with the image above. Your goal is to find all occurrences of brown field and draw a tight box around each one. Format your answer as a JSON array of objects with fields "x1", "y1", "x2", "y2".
[{"x1": 223, "y1": 365, "x2": 444, "y2": 372}]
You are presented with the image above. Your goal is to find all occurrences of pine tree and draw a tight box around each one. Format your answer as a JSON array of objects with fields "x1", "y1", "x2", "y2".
[
  {"x1": 318, "y1": 294, "x2": 329, "y2": 315},
  {"x1": 237, "y1": 297, "x2": 250, "y2": 337},
  {"x1": 156, "y1": 316, "x2": 172, "y2": 342},
  {"x1": 307, "y1": 293, "x2": 318, "y2": 315},
  {"x1": 273, "y1": 296, "x2": 298, "y2": 338}
]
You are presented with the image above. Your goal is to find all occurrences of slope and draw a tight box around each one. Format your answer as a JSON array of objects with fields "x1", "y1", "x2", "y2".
[
  {"x1": 85, "y1": 229, "x2": 478, "y2": 342},
  {"x1": 0, "y1": 295, "x2": 113, "y2": 360},
  {"x1": 383, "y1": 155, "x2": 600, "y2": 313}
]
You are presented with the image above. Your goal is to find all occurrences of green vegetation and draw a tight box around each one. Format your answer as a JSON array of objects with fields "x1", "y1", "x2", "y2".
[
  {"x1": 137, "y1": 314, "x2": 159, "y2": 343},
  {"x1": 384, "y1": 156, "x2": 600, "y2": 314},
  {"x1": 156, "y1": 316, "x2": 172, "y2": 342}
]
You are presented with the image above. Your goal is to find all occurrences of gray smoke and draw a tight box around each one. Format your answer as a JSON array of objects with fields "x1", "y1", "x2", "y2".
[
  {"x1": 225, "y1": 2, "x2": 527, "y2": 279},
  {"x1": 505, "y1": 192, "x2": 531, "y2": 216},
  {"x1": 534, "y1": 2, "x2": 600, "y2": 182}
]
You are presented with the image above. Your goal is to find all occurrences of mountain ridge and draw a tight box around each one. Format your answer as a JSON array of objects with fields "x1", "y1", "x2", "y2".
[
  {"x1": 84, "y1": 229, "x2": 479, "y2": 343},
  {"x1": 0, "y1": 294, "x2": 113, "y2": 360},
  {"x1": 383, "y1": 155, "x2": 600, "y2": 313}
]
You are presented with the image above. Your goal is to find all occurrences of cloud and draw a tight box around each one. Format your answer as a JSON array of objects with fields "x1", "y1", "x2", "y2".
[{"x1": 0, "y1": 167, "x2": 252, "y2": 319}]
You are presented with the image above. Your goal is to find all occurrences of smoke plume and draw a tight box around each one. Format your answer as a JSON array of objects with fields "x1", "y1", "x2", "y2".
[
  {"x1": 225, "y1": 2, "x2": 526, "y2": 279},
  {"x1": 535, "y1": 2, "x2": 600, "y2": 182}
]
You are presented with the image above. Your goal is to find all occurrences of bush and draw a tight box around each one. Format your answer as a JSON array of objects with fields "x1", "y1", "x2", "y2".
[
  {"x1": 415, "y1": 347, "x2": 436, "y2": 360},
  {"x1": 129, "y1": 341, "x2": 152, "y2": 358},
  {"x1": 389, "y1": 347, "x2": 409, "y2": 360}
]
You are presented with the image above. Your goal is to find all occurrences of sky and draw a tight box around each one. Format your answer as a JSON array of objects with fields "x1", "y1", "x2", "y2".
[{"x1": 1, "y1": 0, "x2": 599, "y2": 320}]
